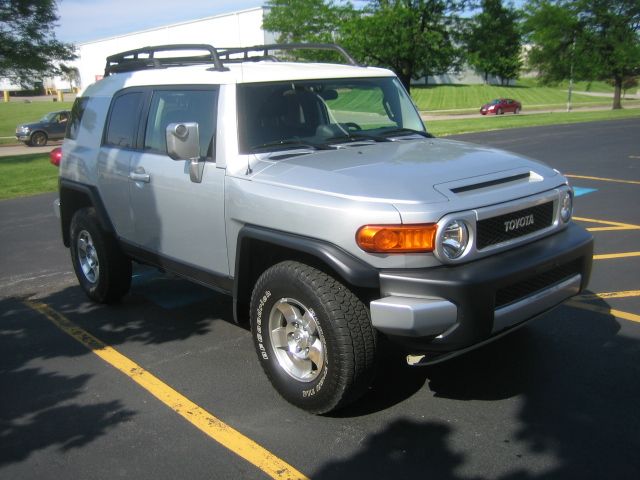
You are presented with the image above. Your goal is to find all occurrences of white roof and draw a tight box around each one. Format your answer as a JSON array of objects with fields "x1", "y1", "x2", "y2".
[{"x1": 83, "y1": 61, "x2": 395, "y2": 97}]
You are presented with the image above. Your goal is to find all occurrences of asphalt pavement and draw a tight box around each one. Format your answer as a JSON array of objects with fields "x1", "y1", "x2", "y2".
[{"x1": 1, "y1": 119, "x2": 639, "y2": 479}]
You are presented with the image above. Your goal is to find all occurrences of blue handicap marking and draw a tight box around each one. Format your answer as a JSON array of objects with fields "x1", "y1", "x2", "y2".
[
  {"x1": 573, "y1": 187, "x2": 597, "y2": 197},
  {"x1": 132, "y1": 268, "x2": 212, "y2": 309}
]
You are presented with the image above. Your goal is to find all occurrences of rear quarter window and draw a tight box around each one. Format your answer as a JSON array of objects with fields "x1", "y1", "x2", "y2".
[
  {"x1": 104, "y1": 91, "x2": 145, "y2": 148},
  {"x1": 65, "y1": 97, "x2": 90, "y2": 140}
]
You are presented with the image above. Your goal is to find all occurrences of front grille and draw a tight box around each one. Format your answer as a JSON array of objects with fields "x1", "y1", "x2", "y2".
[
  {"x1": 477, "y1": 202, "x2": 554, "y2": 250},
  {"x1": 495, "y1": 260, "x2": 582, "y2": 308}
]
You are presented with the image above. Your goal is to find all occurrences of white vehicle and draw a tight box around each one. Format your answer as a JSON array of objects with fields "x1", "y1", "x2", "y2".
[{"x1": 57, "y1": 44, "x2": 593, "y2": 413}]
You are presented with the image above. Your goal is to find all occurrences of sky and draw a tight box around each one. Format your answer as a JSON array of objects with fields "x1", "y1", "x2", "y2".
[{"x1": 54, "y1": 0, "x2": 263, "y2": 43}]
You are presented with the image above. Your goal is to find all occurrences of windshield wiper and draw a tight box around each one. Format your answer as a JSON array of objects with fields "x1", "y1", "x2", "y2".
[
  {"x1": 326, "y1": 133, "x2": 391, "y2": 144},
  {"x1": 380, "y1": 128, "x2": 433, "y2": 139},
  {"x1": 251, "y1": 139, "x2": 336, "y2": 152}
]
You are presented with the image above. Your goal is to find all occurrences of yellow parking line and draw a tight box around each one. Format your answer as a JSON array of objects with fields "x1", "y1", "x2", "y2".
[
  {"x1": 573, "y1": 216, "x2": 640, "y2": 232},
  {"x1": 567, "y1": 300, "x2": 640, "y2": 324},
  {"x1": 593, "y1": 251, "x2": 640, "y2": 260},
  {"x1": 24, "y1": 300, "x2": 308, "y2": 480},
  {"x1": 566, "y1": 174, "x2": 640, "y2": 185},
  {"x1": 579, "y1": 290, "x2": 640, "y2": 300}
]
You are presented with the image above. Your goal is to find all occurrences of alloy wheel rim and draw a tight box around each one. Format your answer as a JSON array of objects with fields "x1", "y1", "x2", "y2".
[
  {"x1": 77, "y1": 230, "x2": 99, "y2": 284},
  {"x1": 268, "y1": 298, "x2": 325, "y2": 382}
]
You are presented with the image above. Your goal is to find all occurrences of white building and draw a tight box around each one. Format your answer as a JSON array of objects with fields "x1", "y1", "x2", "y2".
[{"x1": 72, "y1": 7, "x2": 271, "y2": 91}]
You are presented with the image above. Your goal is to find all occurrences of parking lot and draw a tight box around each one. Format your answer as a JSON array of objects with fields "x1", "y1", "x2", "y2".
[{"x1": 1, "y1": 118, "x2": 638, "y2": 479}]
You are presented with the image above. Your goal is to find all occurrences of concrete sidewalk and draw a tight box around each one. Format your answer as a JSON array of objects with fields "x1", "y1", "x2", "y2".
[{"x1": 0, "y1": 142, "x2": 61, "y2": 157}]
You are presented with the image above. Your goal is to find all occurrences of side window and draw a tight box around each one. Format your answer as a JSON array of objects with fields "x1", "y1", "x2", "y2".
[
  {"x1": 144, "y1": 89, "x2": 217, "y2": 159},
  {"x1": 105, "y1": 91, "x2": 144, "y2": 148},
  {"x1": 66, "y1": 97, "x2": 89, "y2": 140}
]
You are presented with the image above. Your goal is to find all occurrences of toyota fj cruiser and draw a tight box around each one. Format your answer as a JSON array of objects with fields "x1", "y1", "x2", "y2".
[{"x1": 56, "y1": 44, "x2": 593, "y2": 413}]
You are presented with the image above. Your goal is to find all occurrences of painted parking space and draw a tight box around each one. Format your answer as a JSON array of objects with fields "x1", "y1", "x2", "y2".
[
  {"x1": 23, "y1": 299, "x2": 308, "y2": 480},
  {"x1": 568, "y1": 170, "x2": 640, "y2": 327}
]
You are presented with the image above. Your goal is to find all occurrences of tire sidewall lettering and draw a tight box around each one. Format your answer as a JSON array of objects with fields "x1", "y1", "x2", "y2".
[{"x1": 255, "y1": 290, "x2": 271, "y2": 360}]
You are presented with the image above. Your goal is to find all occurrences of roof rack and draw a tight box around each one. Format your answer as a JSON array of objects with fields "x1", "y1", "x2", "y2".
[
  {"x1": 216, "y1": 43, "x2": 360, "y2": 66},
  {"x1": 104, "y1": 44, "x2": 228, "y2": 76},
  {"x1": 104, "y1": 43, "x2": 359, "y2": 76}
]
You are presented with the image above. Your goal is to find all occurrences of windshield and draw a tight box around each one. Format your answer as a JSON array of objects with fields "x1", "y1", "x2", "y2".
[{"x1": 237, "y1": 77, "x2": 426, "y2": 153}]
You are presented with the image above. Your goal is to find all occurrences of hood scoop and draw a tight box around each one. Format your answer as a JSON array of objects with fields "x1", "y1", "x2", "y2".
[
  {"x1": 450, "y1": 172, "x2": 531, "y2": 194},
  {"x1": 435, "y1": 168, "x2": 545, "y2": 199}
]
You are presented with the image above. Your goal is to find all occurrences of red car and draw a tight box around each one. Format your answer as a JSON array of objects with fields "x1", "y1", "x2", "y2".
[{"x1": 480, "y1": 98, "x2": 521, "y2": 115}]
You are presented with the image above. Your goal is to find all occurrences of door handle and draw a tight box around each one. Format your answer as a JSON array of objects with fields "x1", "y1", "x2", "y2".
[{"x1": 129, "y1": 169, "x2": 151, "y2": 183}]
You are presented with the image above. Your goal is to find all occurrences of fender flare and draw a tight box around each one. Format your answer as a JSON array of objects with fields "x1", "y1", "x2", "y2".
[{"x1": 233, "y1": 225, "x2": 380, "y2": 323}]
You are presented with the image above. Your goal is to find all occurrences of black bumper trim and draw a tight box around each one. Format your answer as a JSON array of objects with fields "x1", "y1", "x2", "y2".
[{"x1": 379, "y1": 223, "x2": 593, "y2": 352}]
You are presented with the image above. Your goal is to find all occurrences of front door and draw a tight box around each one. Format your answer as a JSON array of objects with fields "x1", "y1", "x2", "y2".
[{"x1": 128, "y1": 87, "x2": 229, "y2": 279}]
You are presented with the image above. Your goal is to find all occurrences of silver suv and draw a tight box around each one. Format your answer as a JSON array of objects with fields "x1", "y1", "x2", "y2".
[{"x1": 57, "y1": 44, "x2": 593, "y2": 413}]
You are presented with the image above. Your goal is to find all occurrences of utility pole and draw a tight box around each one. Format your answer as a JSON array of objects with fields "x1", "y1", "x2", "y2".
[{"x1": 567, "y1": 36, "x2": 576, "y2": 112}]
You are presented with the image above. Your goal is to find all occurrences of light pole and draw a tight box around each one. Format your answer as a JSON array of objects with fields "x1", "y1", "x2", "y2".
[{"x1": 567, "y1": 35, "x2": 576, "y2": 112}]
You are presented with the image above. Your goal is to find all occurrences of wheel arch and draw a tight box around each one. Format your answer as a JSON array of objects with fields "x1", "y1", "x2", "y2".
[
  {"x1": 233, "y1": 225, "x2": 380, "y2": 325},
  {"x1": 59, "y1": 179, "x2": 115, "y2": 247}
]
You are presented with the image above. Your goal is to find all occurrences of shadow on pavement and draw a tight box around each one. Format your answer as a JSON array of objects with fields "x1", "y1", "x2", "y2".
[
  {"x1": 316, "y1": 293, "x2": 640, "y2": 478},
  {"x1": 0, "y1": 270, "x2": 233, "y2": 467}
]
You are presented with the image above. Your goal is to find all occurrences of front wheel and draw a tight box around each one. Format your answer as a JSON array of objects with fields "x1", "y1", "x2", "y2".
[
  {"x1": 250, "y1": 261, "x2": 377, "y2": 414},
  {"x1": 70, "y1": 208, "x2": 132, "y2": 303},
  {"x1": 514, "y1": 107, "x2": 521, "y2": 114},
  {"x1": 29, "y1": 131, "x2": 48, "y2": 146}
]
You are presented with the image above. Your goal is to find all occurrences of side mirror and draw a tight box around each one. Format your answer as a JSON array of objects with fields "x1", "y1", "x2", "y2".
[
  {"x1": 166, "y1": 122, "x2": 200, "y2": 160},
  {"x1": 166, "y1": 122, "x2": 204, "y2": 183}
]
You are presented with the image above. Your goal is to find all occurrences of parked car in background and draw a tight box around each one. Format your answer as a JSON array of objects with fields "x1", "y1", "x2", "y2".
[
  {"x1": 15, "y1": 110, "x2": 70, "y2": 146},
  {"x1": 480, "y1": 98, "x2": 521, "y2": 115}
]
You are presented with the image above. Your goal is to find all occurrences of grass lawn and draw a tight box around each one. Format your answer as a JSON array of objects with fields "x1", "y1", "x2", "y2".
[
  {"x1": 0, "y1": 101, "x2": 74, "y2": 144},
  {"x1": 427, "y1": 107, "x2": 640, "y2": 136},
  {"x1": 0, "y1": 153, "x2": 58, "y2": 200},
  {"x1": 410, "y1": 83, "x2": 637, "y2": 112}
]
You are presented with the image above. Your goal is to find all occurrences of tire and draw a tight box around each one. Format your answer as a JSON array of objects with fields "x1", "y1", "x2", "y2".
[
  {"x1": 497, "y1": 108, "x2": 504, "y2": 115},
  {"x1": 514, "y1": 107, "x2": 521, "y2": 114},
  {"x1": 250, "y1": 261, "x2": 377, "y2": 414},
  {"x1": 70, "y1": 208, "x2": 132, "y2": 303},
  {"x1": 29, "y1": 131, "x2": 48, "y2": 146}
]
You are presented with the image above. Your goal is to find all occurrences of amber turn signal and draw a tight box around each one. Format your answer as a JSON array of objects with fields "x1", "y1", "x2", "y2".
[{"x1": 356, "y1": 224, "x2": 437, "y2": 253}]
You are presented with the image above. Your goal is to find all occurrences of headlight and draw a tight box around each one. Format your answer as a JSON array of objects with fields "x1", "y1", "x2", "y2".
[
  {"x1": 440, "y1": 219, "x2": 469, "y2": 260},
  {"x1": 560, "y1": 191, "x2": 573, "y2": 223}
]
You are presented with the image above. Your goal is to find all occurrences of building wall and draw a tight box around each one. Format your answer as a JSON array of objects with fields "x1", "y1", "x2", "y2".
[{"x1": 73, "y1": 7, "x2": 270, "y2": 91}]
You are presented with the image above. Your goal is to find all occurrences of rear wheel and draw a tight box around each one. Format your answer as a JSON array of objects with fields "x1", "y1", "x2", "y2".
[
  {"x1": 70, "y1": 208, "x2": 132, "y2": 303},
  {"x1": 514, "y1": 107, "x2": 521, "y2": 114},
  {"x1": 250, "y1": 261, "x2": 377, "y2": 414}
]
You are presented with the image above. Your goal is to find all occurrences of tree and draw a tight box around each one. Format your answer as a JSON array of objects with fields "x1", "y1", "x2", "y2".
[
  {"x1": 0, "y1": 0, "x2": 76, "y2": 86},
  {"x1": 465, "y1": 0, "x2": 522, "y2": 85},
  {"x1": 263, "y1": 0, "x2": 353, "y2": 62},
  {"x1": 524, "y1": 0, "x2": 640, "y2": 109},
  {"x1": 263, "y1": 0, "x2": 466, "y2": 93},
  {"x1": 341, "y1": 1, "x2": 465, "y2": 92}
]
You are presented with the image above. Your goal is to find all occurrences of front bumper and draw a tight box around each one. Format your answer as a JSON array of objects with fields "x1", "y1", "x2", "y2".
[
  {"x1": 370, "y1": 222, "x2": 593, "y2": 355},
  {"x1": 15, "y1": 132, "x2": 31, "y2": 142}
]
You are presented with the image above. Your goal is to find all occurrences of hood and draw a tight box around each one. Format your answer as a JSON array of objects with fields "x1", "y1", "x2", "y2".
[
  {"x1": 18, "y1": 120, "x2": 46, "y2": 129},
  {"x1": 250, "y1": 138, "x2": 558, "y2": 205}
]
